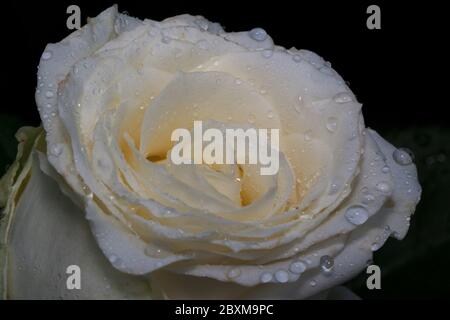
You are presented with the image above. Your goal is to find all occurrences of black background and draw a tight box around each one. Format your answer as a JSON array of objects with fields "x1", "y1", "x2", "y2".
[{"x1": 0, "y1": 0, "x2": 448, "y2": 299}]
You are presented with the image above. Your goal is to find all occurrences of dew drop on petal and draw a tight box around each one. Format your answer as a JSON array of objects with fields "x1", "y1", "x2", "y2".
[
  {"x1": 248, "y1": 28, "x2": 268, "y2": 41},
  {"x1": 289, "y1": 260, "x2": 307, "y2": 274},
  {"x1": 393, "y1": 148, "x2": 414, "y2": 165},
  {"x1": 45, "y1": 91, "x2": 54, "y2": 98},
  {"x1": 260, "y1": 272, "x2": 273, "y2": 283},
  {"x1": 371, "y1": 242, "x2": 381, "y2": 251},
  {"x1": 345, "y1": 205, "x2": 369, "y2": 225},
  {"x1": 50, "y1": 144, "x2": 63, "y2": 157},
  {"x1": 227, "y1": 267, "x2": 241, "y2": 279},
  {"x1": 320, "y1": 255, "x2": 334, "y2": 274},
  {"x1": 362, "y1": 193, "x2": 375, "y2": 205},
  {"x1": 376, "y1": 181, "x2": 391, "y2": 194},
  {"x1": 42, "y1": 51, "x2": 52, "y2": 60},
  {"x1": 261, "y1": 49, "x2": 273, "y2": 59},
  {"x1": 274, "y1": 270, "x2": 289, "y2": 283},
  {"x1": 326, "y1": 117, "x2": 338, "y2": 132},
  {"x1": 292, "y1": 54, "x2": 302, "y2": 62},
  {"x1": 161, "y1": 36, "x2": 171, "y2": 44},
  {"x1": 333, "y1": 92, "x2": 353, "y2": 103}
]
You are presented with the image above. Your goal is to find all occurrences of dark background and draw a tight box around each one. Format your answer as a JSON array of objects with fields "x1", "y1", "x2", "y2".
[{"x1": 0, "y1": 0, "x2": 448, "y2": 299}]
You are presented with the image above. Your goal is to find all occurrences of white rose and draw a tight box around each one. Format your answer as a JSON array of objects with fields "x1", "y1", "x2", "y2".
[{"x1": 0, "y1": 6, "x2": 421, "y2": 299}]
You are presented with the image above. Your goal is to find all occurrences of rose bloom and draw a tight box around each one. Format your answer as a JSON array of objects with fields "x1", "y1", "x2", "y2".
[{"x1": 0, "y1": 6, "x2": 420, "y2": 299}]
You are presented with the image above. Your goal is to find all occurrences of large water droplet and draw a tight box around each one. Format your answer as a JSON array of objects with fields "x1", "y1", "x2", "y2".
[
  {"x1": 249, "y1": 28, "x2": 268, "y2": 41},
  {"x1": 274, "y1": 270, "x2": 289, "y2": 283},
  {"x1": 345, "y1": 205, "x2": 369, "y2": 225},
  {"x1": 45, "y1": 91, "x2": 54, "y2": 98},
  {"x1": 289, "y1": 260, "x2": 307, "y2": 274},
  {"x1": 393, "y1": 148, "x2": 414, "y2": 165}
]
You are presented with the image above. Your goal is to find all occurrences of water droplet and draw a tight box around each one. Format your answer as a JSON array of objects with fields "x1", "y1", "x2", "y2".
[
  {"x1": 381, "y1": 165, "x2": 390, "y2": 173},
  {"x1": 261, "y1": 49, "x2": 273, "y2": 59},
  {"x1": 371, "y1": 242, "x2": 380, "y2": 251},
  {"x1": 274, "y1": 270, "x2": 289, "y2": 283},
  {"x1": 292, "y1": 54, "x2": 302, "y2": 62},
  {"x1": 320, "y1": 255, "x2": 334, "y2": 274},
  {"x1": 42, "y1": 51, "x2": 52, "y2": 60},
  {"x1": 293, "y1": 96, "x2": 304, "y2": 113},
  {"x1": 376, "y1": 181, "x2": 391, "y2": 194},
  {"x1": 248, "y1": 28, "x2": 268, "y2": 41},
  {"x1": 310, "y1": 280, "x2": 317, "y2": 287},
  {"x1": 333, "y1": 92, "x2": 352, "y2": 103},
  {"x1": 289, "y1": 260, "x2": 307, "y2": 274},
  {"x1": 227, "y1": 267, "x2": 241, "y2": 279},
  {"x1": 345, "y1": 205, "x2": 369, "y2": 225},
  {"x1": 362, "y1": 193, "x2": 375, "y2": 205},
  {"x1": 329, "y1": 182, "x2": 339, "y2": 194},
  {"x1": 260, "y1": 272, "x2": 273, "y2": 283},
  {"x1": 45, "y1": 91, "x2": 54, "y2": 98},
  {"x1": 393, "y1": 148, "x2": 414, "y2": 165},
  {"x1": 303, "y1": 130, "x2": 312, "y2": 141},
  {"x1": 326, "y1": 117, "x2": 338, "y2": 132},
  {"x1": 267, "y1": 110, "x2": 274, "y2": 119}
]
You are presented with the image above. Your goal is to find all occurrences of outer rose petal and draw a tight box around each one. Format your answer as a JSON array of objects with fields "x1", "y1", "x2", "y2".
[{"x1": 4, "y1": 153, "x2": 152, "y2": 299}]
